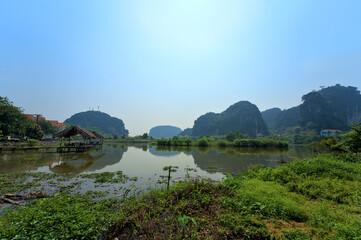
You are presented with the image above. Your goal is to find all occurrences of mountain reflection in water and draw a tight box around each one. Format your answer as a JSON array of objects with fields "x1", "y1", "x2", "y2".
[{"x1": 0, "y1": 144, "x2": 317, "y2": 176}]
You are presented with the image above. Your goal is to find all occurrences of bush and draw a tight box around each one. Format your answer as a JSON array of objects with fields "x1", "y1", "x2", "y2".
[
  {"x1": 196, "y1": 138, "x2": 209, "y2": 147},
  {"x1": 217, "y1": 140, "x2": 227, "y2": 147},
  {"x1": 0, "y1": 193, "x2": 119, "y2": 239},
  {"x1": 26, "y1": 139, "x2": 39, "y2": 147}
]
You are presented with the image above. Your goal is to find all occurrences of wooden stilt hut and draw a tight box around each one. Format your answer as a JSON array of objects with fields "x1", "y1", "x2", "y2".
[
  {"x1": 54, "y1": 125, "x2": 96, "y2": 146},
  {"x1": 91, "y1": 131, "x2": 107, "y2": 145}
]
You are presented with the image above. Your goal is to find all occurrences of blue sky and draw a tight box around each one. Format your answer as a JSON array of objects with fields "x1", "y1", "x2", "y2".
[{"x1": 1, "y1": 0, "x2": 361, "y2": 135}]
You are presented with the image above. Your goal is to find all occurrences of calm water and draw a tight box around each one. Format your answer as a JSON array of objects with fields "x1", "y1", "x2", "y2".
[{"x1": 0, "y1": 144, "x2": 318, "y2": 184}]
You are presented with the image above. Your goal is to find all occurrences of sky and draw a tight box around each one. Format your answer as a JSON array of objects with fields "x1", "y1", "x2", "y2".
[{"x1": 1, "y1": 0, "x2": 361, "y2": 136}]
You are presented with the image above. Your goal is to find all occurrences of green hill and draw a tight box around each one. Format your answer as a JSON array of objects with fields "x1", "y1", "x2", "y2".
[
  {"x1": 149, "y1": 125, "x2": 182, "y2": 139},
  {"x1": 299, "y1": 84, "x2": 361, "y2": 131},
  {"x1": 64, "y1": 111, "x2": 129, "y2": 136},
  {"x1": 191, "y1": 101, "x2": 269, "y2": 137}
]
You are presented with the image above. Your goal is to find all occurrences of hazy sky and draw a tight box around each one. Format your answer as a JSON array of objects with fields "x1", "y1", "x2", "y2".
[{"x1": 1, "y1": 0, "x2": 361, "y2": 136}]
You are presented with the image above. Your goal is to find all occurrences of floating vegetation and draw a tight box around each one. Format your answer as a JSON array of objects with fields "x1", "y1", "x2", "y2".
[
  {"x1": 205, "y1": 166, "x2": 219, "y2": 173},
  {"x1": 80, "y1": 171, "x2": 137, "y2": 183}
]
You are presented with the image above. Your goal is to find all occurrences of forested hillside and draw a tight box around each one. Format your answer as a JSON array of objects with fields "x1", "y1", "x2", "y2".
[
  {"x1": 64, "y1": 111, "x2": 129, "y2": 136},
  {"x1": 262, "y1": 84, "x2": 361, "y2": 132},
  {"x1": 191, "y1": 101, "x2": 269, "y2": 137}
]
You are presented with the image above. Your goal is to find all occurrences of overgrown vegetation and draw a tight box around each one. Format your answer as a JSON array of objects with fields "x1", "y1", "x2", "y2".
[
  {"x1": 310, "y1": 122, "x2": 361, "y2": 153},
  {"x1": 156, "y1": 136, "x2": 288, "y2": 148},
  {"x1": 103, "y1": 154, "x2": 361, "y2": 239},
  {"x1": 0, "y1": 193, "x2": 120, "y2": 239},
  {"x1": 1, "y1": 153, "x2": 360, "y2": 239}
]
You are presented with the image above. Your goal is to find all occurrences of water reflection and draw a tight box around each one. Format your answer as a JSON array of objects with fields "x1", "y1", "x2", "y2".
[
  {"x1": 0, "y1": 152, "x2": 59, "y2": 173},
  {"x1": 149, "y1": 146, "x2": 181, "y2": 157},
  {"x1": 146, "y1": 145, "x2": 317, "y2": 175},
  {"x1": 49, "y1": 146, "x2": 128, "y2": 174},
  {"x1": 0, "y1": 144, "x2": 318, "y2": 175}
]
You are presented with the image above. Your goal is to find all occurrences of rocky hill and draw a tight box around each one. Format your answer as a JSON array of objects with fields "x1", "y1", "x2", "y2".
[
  {"x1": 191, "y1": 101, "x2": 269, "y2": 137},
  {"x1": 149, "y1": 125, "x2": 182, "y2": 139},
  {"x1": 274, "y1": 106, "x2": 301, "y2": 130},
  {"x1": 263, "y1": 84, "x2": 361, "y2": 132},
  {"x1": 64, "y1": 111, "x2": 129, "y2": 136},
  {"x1": 261, "y1": 108, "x2": 282, "y2": 130}
]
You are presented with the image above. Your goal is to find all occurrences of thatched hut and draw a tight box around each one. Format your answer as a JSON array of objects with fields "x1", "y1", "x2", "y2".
[
  {"x1": 54, "y1": 126, "x2": 96, "y2": 145},
  {"x1": 92, "y1": 131, "x2": 107, "y2": 144}
]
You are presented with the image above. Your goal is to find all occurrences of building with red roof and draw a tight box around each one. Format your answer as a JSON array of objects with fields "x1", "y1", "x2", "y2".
[{"x1": 23, "y1": 114, "x2": 66, "y2": 129}]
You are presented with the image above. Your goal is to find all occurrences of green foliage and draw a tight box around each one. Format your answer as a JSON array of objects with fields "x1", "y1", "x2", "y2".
[
  {"x1": 222, "y1": 179, "x2": 308, "y2": 221},
  {"x1": 37, "y1": 119, "x2": 57, "y2": 135},
  {"x1": 80, "y1": 171, "x2": 137, "y2": 183},
  {"x1": 156, "y1": 136, "x2": 288, "y2": 148},
  {"x1": 26, "y1": 139, "x2": 40, "y2": 147},
  {"x1": 0, "y1": 96, "x2": 28, "y2": 137},
  {"x1": 217, "y1": 139, "x2": 228, "y2": 147},
  {"x1": 155, "y1": 137, "x2": 193, "y2": 146},
  {"x1": 159, "y1": 166, "x2": 178, "y2": 190},
  {"x1": 25, "y1": 123, "x2": 44, "y2": 140},
  {"x1": 225, "y1": 131, "x2": 236, "y2": 142},
  {"x1": 142, "y1": 133, "x2": 149, "y2": 139},
  {"x1": 0, "y1": 193, "x2": 119, "y2": 240},
  {"x1": 337, "y1": 122, "x2": 361, "y2": 153},
  {"x1": 196, "y1": 138, "x2": 209, "y2": 147}
]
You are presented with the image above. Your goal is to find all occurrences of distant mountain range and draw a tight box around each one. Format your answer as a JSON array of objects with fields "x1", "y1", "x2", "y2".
[
  {"x1": 64, "y1": 111, "x2": 129, "y2": 136},
  {"x1": 181, "y1": 84, "x2": 361, "y2": 137},
  {"x1": 64, "y1": 84, "x2": 361, "y2": 137},
  {"x1": 149, "y1": 125, "x2": 182, "y2": 139}
]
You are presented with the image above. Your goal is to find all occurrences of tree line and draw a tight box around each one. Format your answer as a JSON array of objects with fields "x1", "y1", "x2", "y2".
[{"x1": 0, "y1": 97, "x2": 58, "y2": 140}]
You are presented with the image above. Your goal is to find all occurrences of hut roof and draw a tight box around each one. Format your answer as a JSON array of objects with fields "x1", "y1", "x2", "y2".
[
  {"x1": 54, "y1": 126, "x2": 96, "y2": 139},
  {"x1": 92, "y1": 131, "x2": 107, "y2": 139}
]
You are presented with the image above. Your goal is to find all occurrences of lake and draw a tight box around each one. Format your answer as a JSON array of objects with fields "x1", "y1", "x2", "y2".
[{"x1": 0, "y1": 144, "x2": 318, "y2": 191}]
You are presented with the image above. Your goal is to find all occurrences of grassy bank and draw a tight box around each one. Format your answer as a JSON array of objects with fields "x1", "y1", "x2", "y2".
[
  {"x1": 1, "y1": 154, "x2": 361, "y2": 239},
  {"x1": 156, "y1": 137, "x2": 288, "y2": 148}
]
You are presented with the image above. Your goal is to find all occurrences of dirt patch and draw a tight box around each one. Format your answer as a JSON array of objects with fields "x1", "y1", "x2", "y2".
[
  {"x1": 0, "y1": 192, "x2": 48, "y2": 207},
  {"x1": 263, "y1": 218, "x2": 313, "y2": 239}
]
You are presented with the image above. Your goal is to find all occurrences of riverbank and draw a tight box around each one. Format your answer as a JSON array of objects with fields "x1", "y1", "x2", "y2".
[
  {"x1": 156, "y1": 137, "x2": 289, "y2": 148},
  {"x1": 1, "y1": 153, "x2": 360, "y2": 239}
]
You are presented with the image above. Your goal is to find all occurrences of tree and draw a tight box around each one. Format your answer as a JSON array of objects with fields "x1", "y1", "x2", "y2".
[
  {"x1": 26, "y1": 123, "x2": 44, "y2": 140},
  {"x1": 339, "y1": 122, "x2": 361, "y2": 153},
  {"x1": 225, "y1": 131, "x2": 236, "y2": 142},
  {"x1": 37, "y1": 120, "x2": 57, "y2": 135},
  {"x1": 142, "y1": 133, "x2": 149, "y2": 139},
  {"x1": 0, "y1": 97, "x2": 28, "y2": 137}
]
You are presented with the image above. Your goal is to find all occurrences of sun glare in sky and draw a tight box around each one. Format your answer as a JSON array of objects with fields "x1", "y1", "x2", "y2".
[{"x1": 1, "y1": 0, "x2": 361, "y2": 135}]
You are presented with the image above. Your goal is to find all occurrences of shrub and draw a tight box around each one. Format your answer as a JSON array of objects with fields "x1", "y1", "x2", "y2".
[
  {"x1": 217, "y1": 140, "x2": 227, "y2": 147},
  {"x1": 196, "y1": 138, "x2": 209, "y2": 147},
  {"x1": 26, "y1": 139, "x2": 39, "y2": 147}
]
